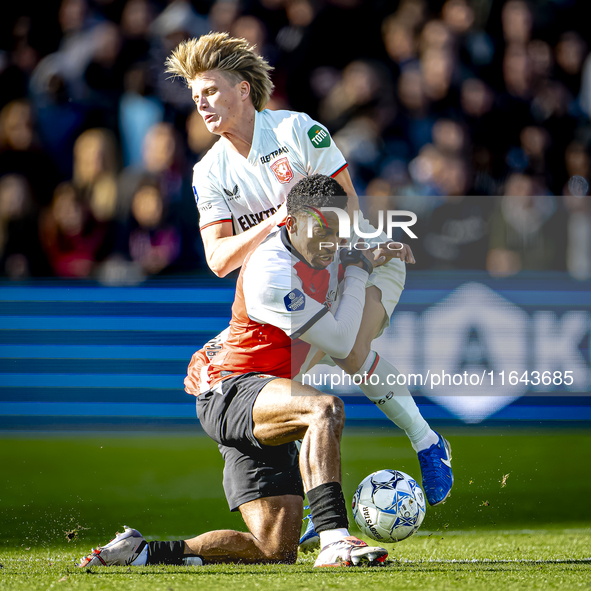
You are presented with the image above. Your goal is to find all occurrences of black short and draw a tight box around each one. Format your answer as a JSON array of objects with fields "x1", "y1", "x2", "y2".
[{"x1": 196, "y1": 372, "x2": 304, "y2": 512}]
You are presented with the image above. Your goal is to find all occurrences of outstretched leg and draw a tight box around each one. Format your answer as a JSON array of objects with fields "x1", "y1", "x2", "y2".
[{"x1": 331, "y1": 285, "x2": 452, "y2": 506}]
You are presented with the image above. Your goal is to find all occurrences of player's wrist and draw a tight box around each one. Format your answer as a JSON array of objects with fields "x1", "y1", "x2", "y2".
[{"x1": 340, "y1": 248, "x2": 373, "y2": 276}]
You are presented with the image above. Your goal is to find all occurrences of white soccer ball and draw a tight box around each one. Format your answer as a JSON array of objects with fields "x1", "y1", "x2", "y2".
[{"x1": 352, "y1": 469, "x2": 426, "y2": 543}]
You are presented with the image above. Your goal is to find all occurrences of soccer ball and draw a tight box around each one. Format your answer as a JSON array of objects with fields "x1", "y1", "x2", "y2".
[{"x1": 352, "y1": 469, "x2": 426, "y2": 543}]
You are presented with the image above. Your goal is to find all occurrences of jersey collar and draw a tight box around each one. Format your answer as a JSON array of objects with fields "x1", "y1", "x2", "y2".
[
  {"x1": 246, "y1": 109, "x2": 262, "y2": 165},
  {"x1": 280, "y1": 225, "x2": 310, "y2": 267}
]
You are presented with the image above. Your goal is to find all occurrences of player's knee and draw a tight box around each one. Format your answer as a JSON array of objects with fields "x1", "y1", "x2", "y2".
[
  {"x1": 312, "y1": 396, "x2": 345, "y2": 432},
  {"x1": 339, "y1": 342, "x2": 372, "y2": 375},
  {"x1": 258, "y1": 539, "x2": 298, "y2": 564}
]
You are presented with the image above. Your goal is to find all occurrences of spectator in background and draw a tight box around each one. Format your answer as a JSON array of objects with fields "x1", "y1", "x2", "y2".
[
  {"x1": 562, "y1": 141, "x2": 591, "y2": 280},
  {"x1": 39, "y1": 182, "x2": 110, "y2": 278},
  {"x1": 119, "y1": 64, "x2": 164, "y2": 168},
  {"x1": 72, "y1": 129, "x2": 119, "y2": 242},
  {"x1": 423, "y1": 191, "x2": 492, "y2": 270},
  {"x1": 487, "y1": 174, "x2": 567, "y2": 277},
  {"x1": 111, "y1": 181, "x2": 180, "y2": 278},
  {"x1": 118, "y1": 0, "x2": 154, "y2": 73},
  {"x1": 498, "y1": 44, "x2": 534, "y2": 150},
  {"x1": 382, "y1": 15, "x2": 418, "y2": 79},
  {"x1": 420, "y1": 47, "x2": 458, "y2": 117},
  {"x1": 30, "y1": 0, "x2": 99, "y2": 104},
  {"x1": 0, "y1": 99, "x2": 60, "y2": 206},
  {"x1": 83, "y1": 21, "x2": 125, "y2": 131},
  {"x1": 117, "y1": 122, "x2": 184, "y2": 221},
  {"x1": 441, "y1": 0, "x2": 494, "y2": 75},
  {"x1": 319, "y1": 60, "x2": 396, "y2": 186},
  {"x1": 0, "y1": 15, "x2": 39, "y2": 109},
  {"x1": 501, "y1": 0, "x2": 532, "y2": 47},
  {"x1": 0, "y1": 174, "x2": 48, "y2": 278},
  {"x1": 460, "y1": 78, "x2": 499, "y2": 179},
  {"x1": 389, "y1": 65, "x2": 434, "y2": 158},
  {"x1": 431, "y1": 118, "x2": 467, "y2": 158},
  {"x1": 554, "y1": 32, "x2": 587, "y2": 97},
  {"x1": 563, "y1": 193, "x2": 591, "y2": 281}
]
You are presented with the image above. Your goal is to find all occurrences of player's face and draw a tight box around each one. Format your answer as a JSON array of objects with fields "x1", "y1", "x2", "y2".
[
  {"x1": 290, "y1": 211, "x2": 345, "y2": 270},
  {"x1": 190, "y1": 71, "x2": 249, "y2": 136}
]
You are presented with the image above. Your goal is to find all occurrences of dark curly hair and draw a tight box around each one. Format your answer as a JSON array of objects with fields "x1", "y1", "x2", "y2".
[{"x1": 286, "y1": 174, "x2": 348, "y2": 216}]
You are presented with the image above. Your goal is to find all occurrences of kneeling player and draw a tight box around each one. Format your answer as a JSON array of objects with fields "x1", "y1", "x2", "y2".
[{"x1": 79, "y1": 176, "x2": 388, "y2": 568}]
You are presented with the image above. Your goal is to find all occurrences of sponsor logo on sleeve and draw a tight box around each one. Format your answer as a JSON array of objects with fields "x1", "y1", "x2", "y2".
[
  {"x1": 192, "y1": 186, "x2": 199, "y2": 202},
  {"x1": 284, "y1": 289, "x2": 306, "y2": 311},
  {"x1": 223, "y1": 184, "x2": 240, "y2": 198},
  {"x1": 270, "y1": 157, "x2": 294, "y2": 184},
  {"x1": 307, "y1": 125, "x2": 331, "y2": 148}
]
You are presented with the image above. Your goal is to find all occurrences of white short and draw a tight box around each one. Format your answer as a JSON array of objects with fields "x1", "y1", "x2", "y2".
[
  {"x1": 366, "y1": 256, "x2": 406, "y2": 331},
  {"x1": 317, "y1": 256, "x2": 406, "y2": 367}
]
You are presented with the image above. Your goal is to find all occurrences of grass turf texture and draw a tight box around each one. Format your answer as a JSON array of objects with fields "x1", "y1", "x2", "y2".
[{"x1": 1, "y1": 429, "x2": 590, "y2": 589}]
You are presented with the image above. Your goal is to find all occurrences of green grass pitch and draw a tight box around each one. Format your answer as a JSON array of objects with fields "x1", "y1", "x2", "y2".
[{"x1": 1, "y1": 428, "x2": 590, "y2": 590}]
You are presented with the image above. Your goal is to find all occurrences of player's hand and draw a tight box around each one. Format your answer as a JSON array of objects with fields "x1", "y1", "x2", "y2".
[
  {"x1": 360, "y1": 242, "x2": 385, "y2": 271},
  {"x1": 273, "y1": 202, "x2": 288, "y2": 227},
  {"x1": 343, "y1": 239, "x2": 384, "y2": 274},
  {"x1": 373, "y1": 242, "x2": 416, "y2": 266}
]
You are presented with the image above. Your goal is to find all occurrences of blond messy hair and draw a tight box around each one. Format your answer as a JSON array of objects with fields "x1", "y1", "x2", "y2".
[{"x1": 165, "y1": 32, "x2": 274, "y2": 112}]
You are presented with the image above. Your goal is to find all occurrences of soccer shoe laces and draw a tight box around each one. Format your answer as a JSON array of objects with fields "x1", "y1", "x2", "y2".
[{"x1": 418, "y1": 449, "x2": 439, "y2": 482}]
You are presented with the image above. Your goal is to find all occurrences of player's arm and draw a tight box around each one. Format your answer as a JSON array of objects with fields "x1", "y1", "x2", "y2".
[
  {"x1": 297, "y1": 263, "x2": 369, "y2": 359},
  {"x1": 245, "y1": 247, "x2": 375, "y2": 358},
  {"x1": 201, "y1": 204, "x2": 286, "y2": 277},
  {"x1": 333, "y1": 167, "x2": 415, "y2": 265},
  {"x1": 305, "y1": 127, "x2": 414, "y2": 264}
]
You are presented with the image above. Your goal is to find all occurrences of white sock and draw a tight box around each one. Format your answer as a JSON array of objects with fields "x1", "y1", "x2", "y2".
[
  {"x1": 412, "y1": 430, "x2": 440, "y2": 453},
  {"x1": 319, "y1": 528, "x2": 350, "y2": 548},
  {"x1": 355, "y1": 352, "x2": 432, "y2": 447},
  {"x1": 183, "y1": 556, "x2": 204, "y2": 566},
  {"x1": 130, "y1": 545, "x2": 148, "y2": 566}
]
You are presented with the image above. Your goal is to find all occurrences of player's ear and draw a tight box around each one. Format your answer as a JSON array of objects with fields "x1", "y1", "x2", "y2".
[
  {"x1": 239, "y1": 80, "x2": 250, "y2": 100},
  {"x1": 285, "y1": 214, "x2": 297, "y2": 234}
]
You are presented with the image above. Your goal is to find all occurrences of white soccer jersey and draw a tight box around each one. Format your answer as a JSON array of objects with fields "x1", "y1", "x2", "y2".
[
  {"x1": 192, "y1": 109, "x2": 348, "y2": 233},
  {"x1": 195, "y1": 227, "x2": 341, "y2": 391}
]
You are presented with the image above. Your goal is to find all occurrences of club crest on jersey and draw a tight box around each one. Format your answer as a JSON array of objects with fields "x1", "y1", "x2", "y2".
[
  {"x1": 284, "y1": 289, "x2": 305, "y2": 311},
  {"x1": 270, "y1": 157, "x2": 294, "y2": 184}
]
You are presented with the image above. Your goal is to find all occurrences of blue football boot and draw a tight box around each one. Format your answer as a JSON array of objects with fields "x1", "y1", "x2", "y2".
[
  {"x1": 418, "y1": 433, "x2": 453, "y2": 506},
  {"x1": 299, "y1": 508, "x2": 320, "y2": 552}
]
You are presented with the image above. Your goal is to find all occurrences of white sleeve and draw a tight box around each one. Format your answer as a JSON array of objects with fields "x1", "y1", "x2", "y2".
[
  {"x1": 244, "y1": 266, "x2": 330, "y2": 337},
  {"x1": 292, "y1": 113, "x2": 348, "y2": 178},
  {"x1": 298, "y1": 265, "x2": 368, "y2": 358},
  {"x1": 192, "y1": 166, "x2": 233, "y2": 231}
]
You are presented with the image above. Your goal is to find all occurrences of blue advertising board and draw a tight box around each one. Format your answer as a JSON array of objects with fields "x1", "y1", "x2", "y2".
[{"x1": 0, "y1": 272, "x2": 589, "y2": 430}]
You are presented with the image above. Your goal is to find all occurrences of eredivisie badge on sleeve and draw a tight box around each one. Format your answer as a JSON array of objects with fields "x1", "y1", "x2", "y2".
[{"x1": 270, "y1": 157, "x2": 294, "y2": 184}]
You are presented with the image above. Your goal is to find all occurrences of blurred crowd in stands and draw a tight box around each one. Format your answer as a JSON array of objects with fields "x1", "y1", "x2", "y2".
[{"x1": 1, "y1": 0, "x2": 591, "y2": 282}]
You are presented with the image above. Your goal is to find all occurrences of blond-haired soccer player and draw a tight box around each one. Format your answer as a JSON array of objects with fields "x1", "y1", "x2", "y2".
[{"x1": 166, "y1": 33, "x2": 453, "y2": 542}]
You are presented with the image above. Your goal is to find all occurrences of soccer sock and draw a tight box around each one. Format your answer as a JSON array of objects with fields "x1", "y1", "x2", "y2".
[
  {"x1": 355, "y1": 352, "x2": 434, "y2": 450},
  {"x1": 319, "y1": 528, "x2": 350, "y2": 548},
  {"x1": 307, "y1": 482, "x2": 349, "y2": 545},
  {"x1": 131, "y1": 542, "x2": 203, "y2": 566},
  {"x1": 145, "y1": 540, "x2": 184, "y2": 565}
]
